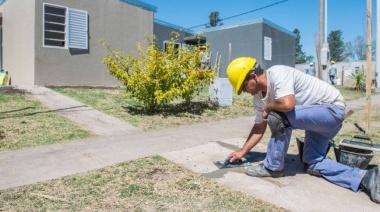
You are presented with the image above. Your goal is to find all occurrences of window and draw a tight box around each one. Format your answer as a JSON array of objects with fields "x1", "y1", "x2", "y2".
[
  {"x1": 163, "y1": 41, "x2": 181, "y2": 52},
  {"x1": 43, "y1": 4, "x2": 66, "y2": 48},
  {"x1": 264, "y1": 36, "x2": 272, "y2": 61},
  {"x1": 43, "y1": 3, "x2": 88, "y2": 49}
]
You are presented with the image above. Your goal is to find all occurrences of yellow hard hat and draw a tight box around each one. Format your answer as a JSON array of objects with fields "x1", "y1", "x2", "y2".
[
  {"x1": 226, "y1": 57, "x2": 256, "y2": 94},
  {"x1": 330, "y1": 60, "x2": 335, "y2": 64}
]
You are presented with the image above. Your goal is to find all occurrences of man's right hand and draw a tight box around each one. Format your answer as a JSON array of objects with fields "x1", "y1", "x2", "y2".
[
  {"x1": 228, "y1": 122, "x2": 267, "y2": 163},
  {"x1": 228, "y1": 150, "x2": 246, "y2": 162}
]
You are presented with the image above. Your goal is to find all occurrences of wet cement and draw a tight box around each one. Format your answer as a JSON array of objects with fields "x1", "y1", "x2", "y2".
[{"x1": 203, "y1": 167, "x2": 246, "y2": 179}]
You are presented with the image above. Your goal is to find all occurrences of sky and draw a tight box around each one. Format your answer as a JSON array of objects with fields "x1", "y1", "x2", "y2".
[{"x1": 142, "y1": 0, "x2": 377, "y2": 61}]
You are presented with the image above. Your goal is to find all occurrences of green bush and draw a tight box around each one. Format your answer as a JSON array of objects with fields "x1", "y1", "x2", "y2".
[
  {"x1": 350, "y1": 71, "x2": 366, "y2": 91},
  {"x1": 101, "y1": 33, "x2": 215, "y2": 112}
]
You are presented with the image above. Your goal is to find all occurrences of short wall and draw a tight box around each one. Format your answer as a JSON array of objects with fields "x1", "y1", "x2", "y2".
[{"x1": 296, "y1": 61, "x2": 376, "y2": 87}]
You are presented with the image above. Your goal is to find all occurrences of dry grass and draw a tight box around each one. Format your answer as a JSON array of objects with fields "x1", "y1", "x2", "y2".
[
  {"x1": 335, "y1": 85, "x2": 367, "y2": 101},
  {"x1": 51, "y1": 87, "x2": 253, "y2": 131},
  {"x1": 0, "y1": 156, "x2": 286, "y2": 211},
  {"x1": 0, "y1": 87, "x2": 92, "y2": 152},
  {"x1": 51, "y1": 86, "x2": 369, "y2": 131}
]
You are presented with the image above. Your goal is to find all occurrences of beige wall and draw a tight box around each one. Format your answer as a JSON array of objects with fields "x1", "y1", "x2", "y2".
[
  {"x1": 0, "y1": 0, "x2": 35, "y2": 85},
  {"x1": 33, "y1": 0, "x2": 154, "y2": 86},
  {"x1": 0, "y1": 0, "x2": 154, "y2": 86}
]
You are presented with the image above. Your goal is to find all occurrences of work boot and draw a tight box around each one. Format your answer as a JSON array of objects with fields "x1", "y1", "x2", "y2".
[
  {"x1": 360, "y1": 167, "x2": 380, "y2": 204},
  {"x1": 304, "y1": 163, "x2": 322, "y2": 177},
  {"x1": 246, "y1": 163, "x2": 283, "y2": 178}
]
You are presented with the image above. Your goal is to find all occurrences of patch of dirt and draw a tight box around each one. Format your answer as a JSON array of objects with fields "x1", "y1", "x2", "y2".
[
  {"x1": 0, "y1": 130, "x2": 5, "y2": 139},
  {"x1": 140, "y1": 167, "x2": 181, "y2": 181},
  {"x1": 0, "y1": 86, "x2": 27, "y2": 95}
]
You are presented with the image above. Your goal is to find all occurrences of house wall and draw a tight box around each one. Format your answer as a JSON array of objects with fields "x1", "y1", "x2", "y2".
[
  {"x1": 262, "y1": 22, "x2": 295, "y2": 68},
  {"x1": 33, "y1": 0, "x2": 154, "y2": 86},
  {"x1": 0, "y1": 0, "x2": 36, "y2": 85},
  {"x1": 204, "y1": 23, "x2": 263, "y2": 78},
  {"x1": 204, "y1": 19, "x2": 295, "y2": 78}
]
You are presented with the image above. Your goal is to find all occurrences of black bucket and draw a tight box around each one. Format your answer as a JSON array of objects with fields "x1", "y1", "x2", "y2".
[
  {"x1": 296, "y1": 137, "x2": 332, "y2": 162},
  {"x1": 333, "y1": 145, "x2": 374, "y2": 169},
  {"x1": 296, "y1": 137, "x2": 304, "y2": 162}
]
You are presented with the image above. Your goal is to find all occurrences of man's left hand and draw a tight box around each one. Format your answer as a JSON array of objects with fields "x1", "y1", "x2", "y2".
[{"x1": 262, "y1": 110, "x2": 268, "y2": 119}]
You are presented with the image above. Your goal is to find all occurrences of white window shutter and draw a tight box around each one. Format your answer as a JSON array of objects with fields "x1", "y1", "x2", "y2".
[{"x1": 68, "y1": 8, "x2": 88, "y2": 49}]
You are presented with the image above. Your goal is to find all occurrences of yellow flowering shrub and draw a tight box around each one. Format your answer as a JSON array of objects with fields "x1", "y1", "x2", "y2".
[{"x1": 101, "y1": 33, "x2": 215, "y2": 112}]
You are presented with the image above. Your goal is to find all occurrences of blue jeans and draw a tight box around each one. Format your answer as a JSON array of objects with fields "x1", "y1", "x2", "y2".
[
  {"x1": 263, "y1": 103, "x2": 366, "y2": 192},
  {"x1": 330, "y1": 75, "x2": 335, "y2": 85}
]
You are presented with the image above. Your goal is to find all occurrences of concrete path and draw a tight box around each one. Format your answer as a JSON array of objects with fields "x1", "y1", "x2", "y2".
[
  {"x1": 161, "y1": 138, "x2": 380, "y2": 211},
  {"x1": 0, "y1": 116, "x2": 252, "y2": 190},
  {"x1": 15, "y1": 85, "x2": 142, "y2": 136},
  {"x1": 1, "y1": 86, "x2": 380, "y2": 211}
]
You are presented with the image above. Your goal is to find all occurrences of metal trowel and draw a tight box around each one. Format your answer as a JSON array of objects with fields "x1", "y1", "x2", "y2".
[{"x1": 213, "y1": 157, "x2": 251, "y2": 169}]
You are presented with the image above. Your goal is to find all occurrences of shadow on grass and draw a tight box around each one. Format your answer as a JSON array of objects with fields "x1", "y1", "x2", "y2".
[
  {"x1": 123, "y1": 101, "x2": 219, "y2": 117},
  {"x1": 0, "y1": 107, "x2": 36, "y2": 114},
  {"x1": 0, "y1": 105, "x2": 89, "y2": 120}
]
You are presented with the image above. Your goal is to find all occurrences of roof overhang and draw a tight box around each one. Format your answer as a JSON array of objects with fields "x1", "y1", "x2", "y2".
[
  {"x1": 184, "y1": 35, "x2": 206, "y2": 45},
  {"x1": 120, "y1": 0, "x2": 157, "y2": 13}
]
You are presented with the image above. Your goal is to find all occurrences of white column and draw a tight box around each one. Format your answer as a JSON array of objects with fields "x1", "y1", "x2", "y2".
[{"x1": 325, "y1": 0, "x2": 328, "y2": 43}]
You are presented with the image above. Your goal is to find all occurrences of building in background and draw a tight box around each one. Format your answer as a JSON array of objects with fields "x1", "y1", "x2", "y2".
[
  {"x1": 0, "y1": 0, "x2": 295, "y2": 86},
  {"x1": 296, "y1": 60, "x2": 377, "y2": 87},
  {"x1": 202, "y1": 18, "x2": 296, "y2": 78},
  {"x1": 0, "y1": 0, "x2": 156, "y2": 86}
]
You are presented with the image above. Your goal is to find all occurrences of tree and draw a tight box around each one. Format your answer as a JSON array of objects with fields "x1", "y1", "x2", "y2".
[
  {"x1": 101, "y1": 33, "x2": 215, "y2": 112},
  {"x1": 206, "y1": 11, "x2": 223, "y2": 28},
  {"x1": 305, "y1": 55, "x2": 315, "y2": 63},
  {"x1": 294, "y1": 28, "x2": 306, "y2": 64},
  {"x1": 345, "y1": 35, "x2": 375, "y2": 61},
  {"x1": 327, "y1": 30, "x2": 346, "y2": 62}
]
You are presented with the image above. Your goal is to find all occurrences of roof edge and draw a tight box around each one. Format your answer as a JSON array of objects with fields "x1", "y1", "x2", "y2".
[
  {"x1": 0, "y1": 0, "x2": 7, "y2": 6},
  {"x1": 262, "y1": 18, "x2": 296, "y2": 38},
  {"x1": 200, "y1": 18, "x2": 296, "y2": 38},
  {"x1": 154, "y1": 19, "x2": 194, "y2": 34},
  {"x1": 120, "y1": 0, "x2": 157, "y2": 13}
]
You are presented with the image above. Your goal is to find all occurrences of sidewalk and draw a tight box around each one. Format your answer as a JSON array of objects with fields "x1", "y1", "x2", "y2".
[
  {"x1": 1, "y1": 86, "x2": 380, "y2": 211},
  {"x1": 14, "y1": 85, "x2": 142, "y2": 136}
]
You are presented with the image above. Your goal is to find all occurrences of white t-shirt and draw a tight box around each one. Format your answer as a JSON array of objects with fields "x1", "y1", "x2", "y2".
[{"x1": 253, "y1": 65, "x2": 345, "y2": 123}]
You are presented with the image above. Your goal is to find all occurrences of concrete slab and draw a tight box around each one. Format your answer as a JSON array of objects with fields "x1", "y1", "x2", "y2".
[
  {"x1": 15, "y1": 85, "x2": 142, "y2": 136},
  {"x1": 160, "y1": 137, "x2": 380, "y2": 211},
  {"x1": 0, "y1": 117, "x2": 253, "y2": 191}
]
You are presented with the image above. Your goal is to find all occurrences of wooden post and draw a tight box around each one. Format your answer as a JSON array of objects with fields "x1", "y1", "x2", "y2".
[
  {"x1": 365, "y1": 0, "x2": 372, "y2": 134},
  {"x1": 314, "y1": 32, "x2": 322, "y2": 79}
]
